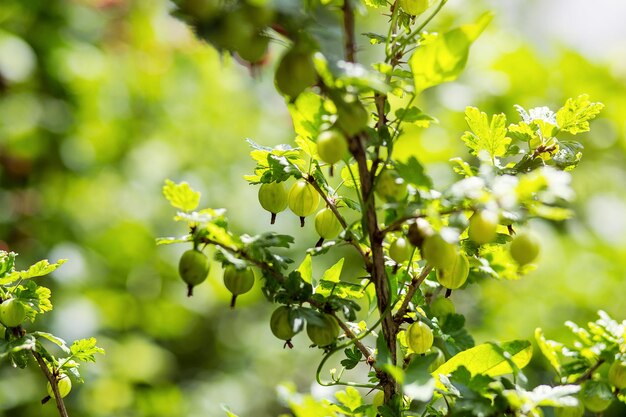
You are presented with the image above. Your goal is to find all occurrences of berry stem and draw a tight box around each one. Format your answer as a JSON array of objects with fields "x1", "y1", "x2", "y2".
[
  {"x1": 329, "y1": 165, "x2": 334, "y2": 177},
  {"x1": 187, "y1": 284, "x2": 194, "y2": 297},
  {"x1": 315, "y1": 237, "x2": 324, "y2": 247},
  {"x1": 271, "y1": 213, "x2": 277, "y2": 224},
  {"x1": 230, "y1": 295, "x2": 238, "y2": 309},
  {"x1": 299, "y1": 217, "x2": 305, "y2": 227}
]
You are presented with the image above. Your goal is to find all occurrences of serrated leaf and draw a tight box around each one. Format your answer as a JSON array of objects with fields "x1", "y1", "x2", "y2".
[
  {"x1": 0, "y1": 259, "x2": 67, "y2": 285},
  {"x1": 0, "y1": 251, "x2": 16, "y2": 277},
  {"x1": 535, "y1": 328, "x2": 564, "y2": 374},
  {"x1": 163, "y1": 180, "x2": 200, "y2": 212},
  {"x1": 288, "y1": 91, "x2": 328, "y2": 142},
  {"x1": 461, "y1": 107, "x2": 511, "y2": 163},
  {"x1": 395, "y1": 156, "x2": 433, "y2": 188},
  {"x1": 335, "y1": 387, "x2": 362, "y2": 412},
  {"x1": 364, "y1": 0, "x2": 386, "y2": 7},
  {"x1": 556, "y1": 94, "x2": 604, "y2": 135},
  {"x1": 0, "y1": 334, "x2": 36, "y2": 358},
  {"x1": 155, "y1": 236, "x2": 191, "y2": 245},
  {"x1": 410, "y1": 13, "x2": 492, "y2": 93},
  {"x1": 394, "y1": 107, "x2": 437, "y2": 128},
  {"x1": 433, "y1": 340, "x2": 532, "y2": 384},
  {"x1": 316, "y1": 280, "x2": 364, "y2": 299},
  {"x1": 69, "y1": 338, "x2": 105, "y2": 362}
]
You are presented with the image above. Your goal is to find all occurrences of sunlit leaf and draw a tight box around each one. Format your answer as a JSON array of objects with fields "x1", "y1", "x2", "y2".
[{"x1": 163, "y1": 180, "x2": 200, "y2": 212}]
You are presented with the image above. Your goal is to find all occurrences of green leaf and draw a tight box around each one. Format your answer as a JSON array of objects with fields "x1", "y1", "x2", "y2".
[
  {"x1": 409, "y1": 13, "x2": 492, "y2": 93},
  {"x1": 0, "y1": 251, "x2": 16, "y2": 277},
  {"x1": 535, "y1": 327, "x2": 564, "y2": 374},
  {"x1": 556, "y1": 94, "x2": 604, "y2": 135},
  {"x1": 297, "y1": 255, "x2": 313, "y2": 285},
  {"x1": 0, "y1": 258, "x2": 67, "y2": 285},
  {"x1": 69, "y1": 337, "x2": 105, "y2": 362},
  {"x1": 394, "y1": 107, "x2": 437, "y2": 128},
  {"x1": 288, "y1": 92, "x2": 328, "y2": 142},
  {"x1": 221, "y1": 405, "x2": 240, "y2": 417},
  {"x1": 433, "y1": 340, "x2": 532, "y2": 383},
  {"x1": 16, "y1": 281, "x2": 52, "y2": 317},
  {"x1": 335, "y1": 387, "x2": 362, "y2": 412},
  {"x1": 395, "y1": 156, "x2": 433, "y2": 188},
  {"x1": 316, "y1": 280, "x2": 364, "y2": 299},
  {"x1": 404, "y1": 353, "x2": 436, "y2": 402},
  {"x1": 34, "y1": 332, "x2": 70, "y2": 354},
  {"x1": 553, "y1": 141, "x2": 583, "y2": 170},
  {"x1": 320, "y1": 258, "x2": 344, "y2": 283},
  {"x1": 0, "y1": 334, "x2": 36, "y2": 358},
  {"x1": 461, "y1": 107, "x2": 511, "y2": 163},
  {"x1": 162, "y1": 180, "x2": 200, "y2": 212},
  {"x1": 364, "y1": 0, "x2": 386, "y2": 7}
]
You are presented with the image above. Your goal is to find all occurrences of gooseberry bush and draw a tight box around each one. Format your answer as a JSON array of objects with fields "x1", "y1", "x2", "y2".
[
  {"x1": 158, "y1": 0, "x2": 625, "y2": 416},
  {"x1": 0, "y1": 251, "x2": 104, "y2": 417}
]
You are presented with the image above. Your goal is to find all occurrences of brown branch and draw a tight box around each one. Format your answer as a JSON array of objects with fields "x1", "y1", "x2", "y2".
[
  {"x1": 394, "y1": 264, "x2": 433, "y2": 324},
  {"x1": 330, "y1": 311, "x2": 374, "y2": 365},
  {"x1": 574, "y1": 359, "x2": 605, "y2": 384},
  {"x1": 342, "y1": 0, "x2": 356, "y2": 63},
  {"x1": 32, "y1": 351, "x2": 69, "y2": 417},
  {"x1": 305, "y1": 174, "x2": 372, "y2": 268}
]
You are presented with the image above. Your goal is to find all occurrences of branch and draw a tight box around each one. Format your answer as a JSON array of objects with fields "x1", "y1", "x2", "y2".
[
  {"x1": 32, "y1": 351, "x2": 69, "y2": 417},
  {"x1": 342, "y1": 0, "x2": 356, "y2": 63},
  {"x1": 305, "y1": 174, "x2": 372, "y2": 267},
  {"x1": 574, "y1": 359, "x2": 606, "y2": 384},
  {"x1": 330, "y1": 311, "x2": 373, "y2": 363},
  {"x1": 394, "y1": 264, "x2": 433, "y2": 324}
]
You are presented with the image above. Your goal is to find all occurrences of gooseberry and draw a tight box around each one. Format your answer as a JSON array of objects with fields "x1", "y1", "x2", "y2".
[
  {"x1": 430, "y1": 297, "x2": 455, "y2": 318},
  {"x1": 389, "y1": 237, "x2": 412, "y2": 264},
  {"x1": 421, "y1": 234, "x2": 457, "y2": 269},
  {"x1": 375, "y1": 169, "x2": 408, "y2": 201},
  {"x1": 428, "y1": 346, "x2": 446, "y2": 372},
  {"x1": 47, "y1": 374, "x2": 72, "y2": 399},
  {"x1": 223, "y1": 265, "x2": 255, "y2": 308},
  {"x1": 178, "y1": 249, "x2": 210, "y2": 297},
  {"x1": 509, "y1": 232, "x2": 540, "y2": 265},
  {"x1": 270, "y1": 306, "x2": 296, "y2": 347},
  {"x1": 288, "y1": 180, "x2": 320, "y2": 226},
  {"x1": 608, "y1": 359, "x2": 626, "y2": 389},
  {"x1": 336, "y1": 99, "x2": 369, "y2": 136},
  {"x1": 436, "y1": 252, "x2": 469, "y2": 290},
  {"x1": 306, "y1": 314, "x2": 340, "y2": 347},
  {"x1": 258, "y1": 182, "x2": 288, "y2": 224},
  {"x1": 0, "y1": 298, "x2": 26, "y2": 328},
  {"x1": 406, "y1": 321, "x2": 434, "y2": 354},
  {"x1": 316, "y1": 129, "x2": 348, "y2": 173},
  {"x1": 315, "y1": 208, "x2": 342, "y2": 240},
  {"x1": 579, "y1": 380, "x2": 613, "y2": 413},
  {"x1": 468, "y1": 211, "x2": 498, "y2": 245},
  {"x1": 398, "y1": 0, "x2": 431, "y2": 15},
  {"x1": 275, "y1": 46, "x2": 317, "y2": 99}
]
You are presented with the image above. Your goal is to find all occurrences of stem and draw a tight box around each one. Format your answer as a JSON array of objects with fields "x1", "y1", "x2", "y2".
[
  {"x1": 342, "y1": 0, "x2": 356, "y2": 63},
  {"x1": 394, "y1": 265, "x2": 433, "y2": 323},
  {"x1": 330, "y1": 311, "x2": 373, "y2": 361},
  {"x1": 574, "y1": 359, "x2": 605, "y2": 384},
  {"x1": 32, "y1": 351, "x2": 69, "y2": 417}
]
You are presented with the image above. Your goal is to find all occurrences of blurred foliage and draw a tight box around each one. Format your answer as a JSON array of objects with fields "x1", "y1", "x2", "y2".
[{"x1": 0, "y1": 0, "x2": 624, "y2": 416}]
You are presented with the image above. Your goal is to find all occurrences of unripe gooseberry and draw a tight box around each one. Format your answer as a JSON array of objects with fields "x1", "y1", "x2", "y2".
[
  {"x1": 375, "y1": 170, "x2": 408, "y2": 201},
  {"x1": 554, "y1": 402, "x2": 585, "y2": 417},
  {"x1": 436, "y1": 252, "x2": 470, "y2": 290},
  {"x1": 47, "y1": 374, "x2": 72, "y2": 399},
  {"x1": 509, "y1": 232, "x2": 540, "y2": 265},
  {"x1": 258, "y1": 182, "x2": 288, "y2": 224},
  {"x1": 608, "y1": 359, "x2": 626, "y2": 389},
  {"x1": 406, "y1": 321, "x2": 434, "y2": 354},
  {"x1": 223, "y1": 265, "x2": 255, "y2": 308},
  {"x1": 579, "y1": 380, "x2": 613, "y2": 413},
  {"x1": 275, "y1": 46, "x2": 317, "y2": 99},
  {"x1": 0, "y1": 298, "x2": 26, "y2": 328},
  {"x1": 430, "y1": 297, "x2": 455, "y2": 318},
  {"x1": 179, "y1": 249, "x2": 210, "y2": 297},
  {"x1": 372, "y1": 391, "x2": 384, "y2": 409},
  {"x1": 270, "y1": 306, "x2": 296, "y2": 347},
  {"x1": 315, "y1": 208, "x2": 342, "y2": 239},
  {"x1": 336, "y1": 99, "x2": 369, "y2": 136},
  {"x1": 288, "y1": 180, "x2": 320, "y2": 227},
  {"x1": 428, "y1": 346, "x2": 446, "y2": 372},
  {"x1": 317, "y1": 129, "x2": 348, "y2": 166},
  {"x1": 421, "y1": 234, "x2": 457, "y2": 269},
  {"x1": 468, "y1": 211, "x2": 498, "y2": 245},
  {"x1": 398, "y1": 0, "x2": 431, "y2": 15},
  {"x1": 306, "y1": 314, "x2": 340, "y2": 347},
  {"x1": 389, "y1": 237, "x2": 412, "y2": 264}
]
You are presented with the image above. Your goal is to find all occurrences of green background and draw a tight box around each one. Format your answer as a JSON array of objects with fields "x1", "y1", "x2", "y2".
[{"x1": 0, "y1": 0, "x2": 624, "y2": 416}]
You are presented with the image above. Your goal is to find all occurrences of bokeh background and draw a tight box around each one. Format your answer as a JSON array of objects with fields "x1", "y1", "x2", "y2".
[{"x1": 0, "y1": 0, "x2": 625, "y2": 416}]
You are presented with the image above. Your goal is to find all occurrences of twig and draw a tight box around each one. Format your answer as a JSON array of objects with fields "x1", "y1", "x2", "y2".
[
  {"x1": 32, "y1": 351, "x2": 69, "y2": 417},
  {"x1": 394, "y1": 264, "x2": 433, "y2": 324},
  {"x1": 574, "y1": 359, "x2": 605, "y2": 384},
  {"x1": 330, "y1": 311, "x2": 373, "y2": 363},
  {"x1": 342, "y1": 0, "x2": 357, "y2": 63}
]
